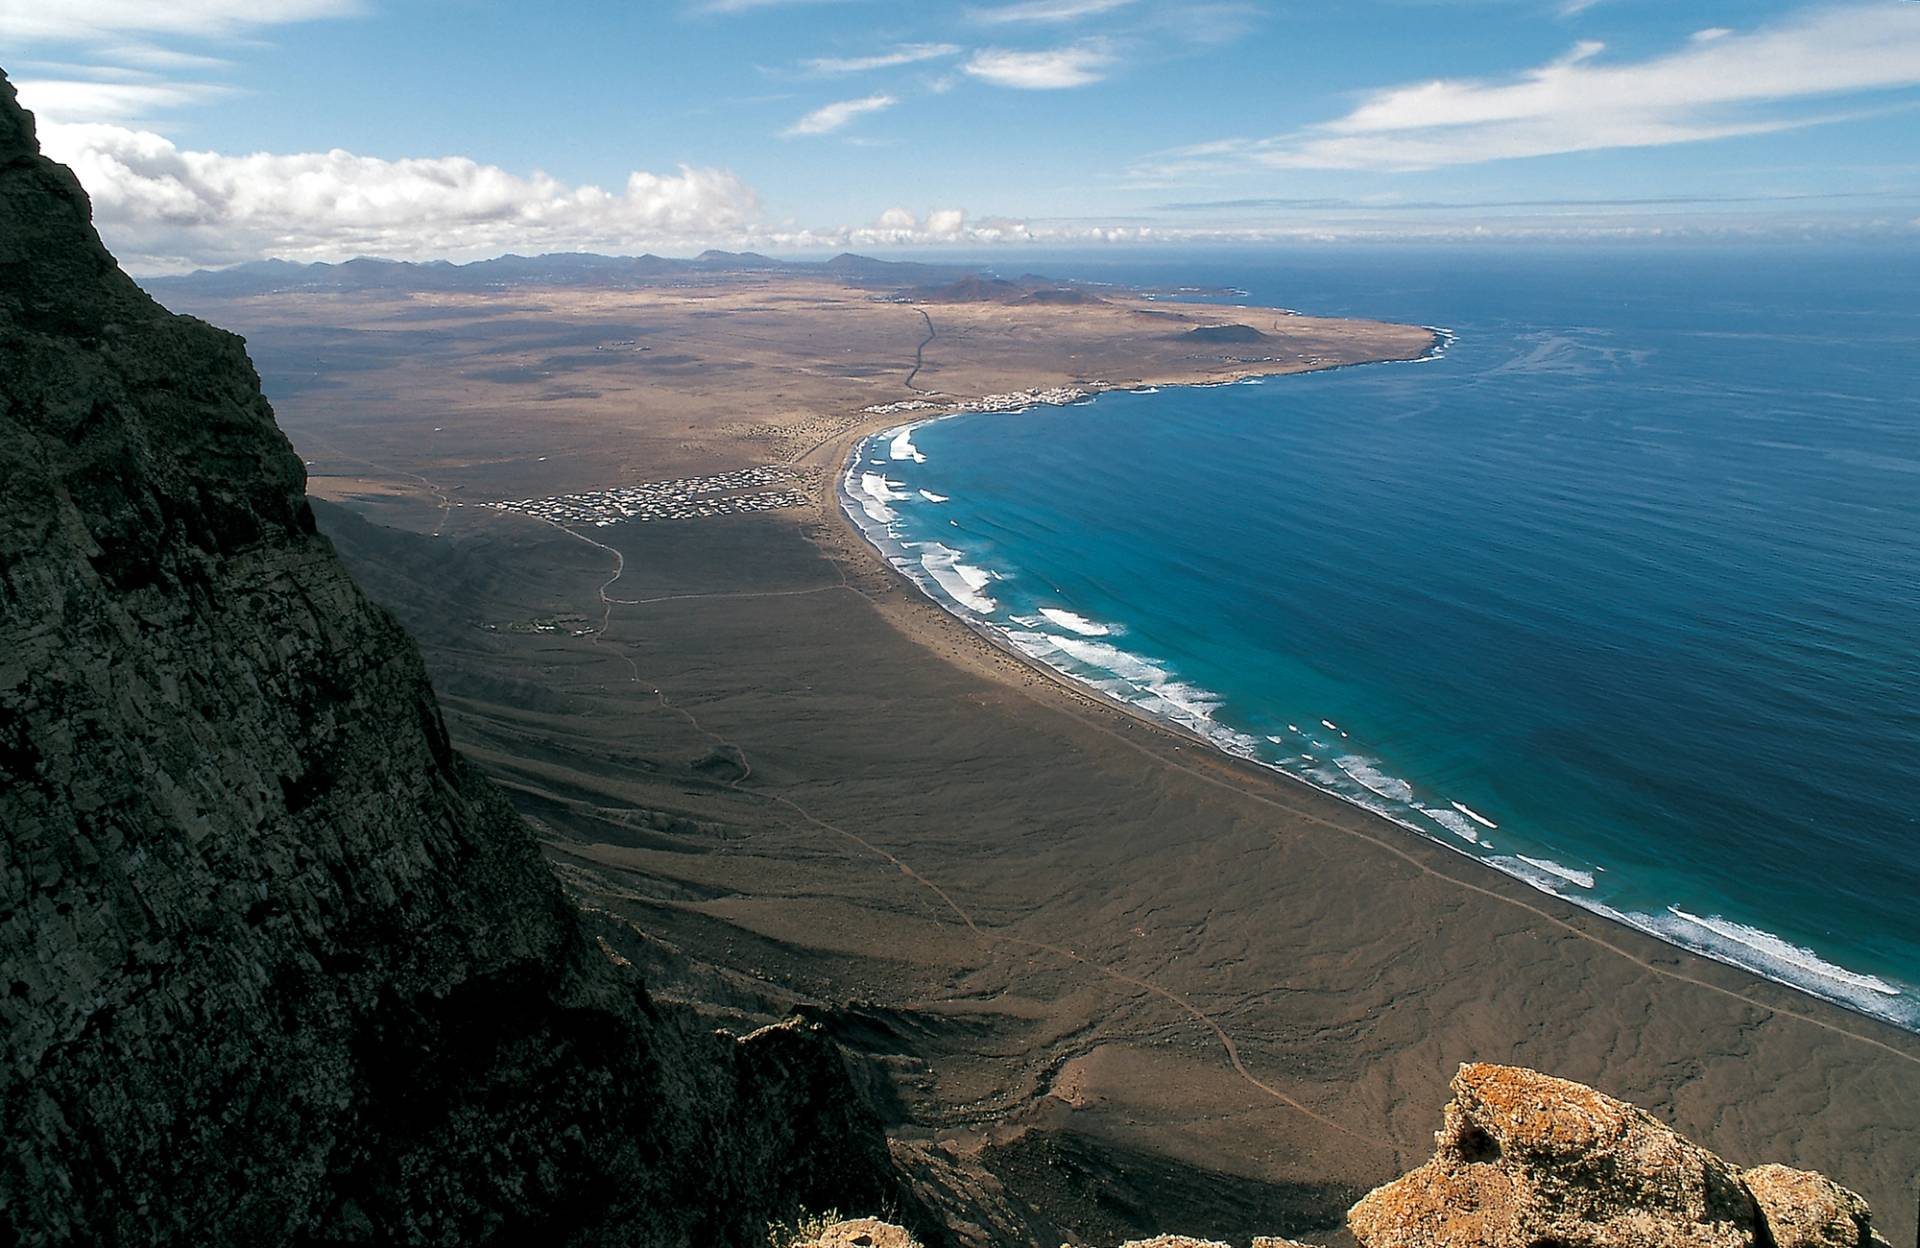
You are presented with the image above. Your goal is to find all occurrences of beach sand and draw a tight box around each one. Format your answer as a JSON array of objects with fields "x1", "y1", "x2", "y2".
[{"x1": 173, "y1": 274, "x2": 1919, "y2": 1246}]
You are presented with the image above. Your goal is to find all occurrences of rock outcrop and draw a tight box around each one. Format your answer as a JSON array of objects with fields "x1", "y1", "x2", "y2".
[
  {"x1": 793, "y1": 1218, "x2": 928, "y2": 1248},
  {"x1": 1348, "y1": 1064, "x2": 1892, "y2": 1248},
  {"x1": 1743, "y1": 1164, "x2": 1888, "y2": 1248},
  {"x1": 0, "y1": 69, "x2": 918, "y2": 1247}
]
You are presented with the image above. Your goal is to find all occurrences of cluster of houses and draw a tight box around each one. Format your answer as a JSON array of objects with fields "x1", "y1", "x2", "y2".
[
  {"x1": 486, "y1": 465, "x2": 817, "y2": 527},
  {"x1": 863, "y1": 385, "x2": 1093, "y2": 418}
]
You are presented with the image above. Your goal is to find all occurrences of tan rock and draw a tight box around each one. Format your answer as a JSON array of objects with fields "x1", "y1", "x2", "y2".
[
  {"x1": 795, "y1": 1218, "x2": 922, "y2": 1248},
  {"x1": 1743, "y1": 1164, "x2": 1890, "y2": 1248},
  {"x1": 1348, "y1": 1063, "x2": 1759, "y2": 1248},
  {"x1": 1116, "y1": 1238, "x2": 1231, "y2": 1248}
]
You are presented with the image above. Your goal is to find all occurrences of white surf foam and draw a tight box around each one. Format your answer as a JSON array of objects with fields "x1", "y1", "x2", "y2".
[
  {"x1": 1665, "y1": 908, "x2": 1899, "y2": 997},
  {"x1": 1334, "y1": 755, "x2": 1415, "y2": 803},
  {"x1": 1451, "y1": 800, "x2": 1499, "y2": 829},
  {"x1": 1007, "y1": 629, "x2": 1262, "y2": 759},
  {"x1": 1402, "y1": 325, "x2": 1455, "y2": 364},
  {"x1": 919, "y1": 490, "x2": 949, "y2": 503},
  {"x1": 857, "y1": 471, "x2": 908, "y2": 524},
  {"x1": 917, "y1": 542, "x2": 996, "y2": 613},
  {"x1": 1416, "y1": 805, "x2": 1482, "y2": 845},
  {"x1": 1587, "y1": 905, "x2": 1917, "y2": 1026},
  {"x1": 954, "y1": 562, "x2": 994, "y2": 592},
  {"x1": 889, "y1": 425, "x2": 927, "y2": 463},
  {"x1": 1500, "y1": 855, "x2": 1596, "y2": 890},
  {"x1": 1038, "y1": 607, "x2": 1113, "y2": 637}
]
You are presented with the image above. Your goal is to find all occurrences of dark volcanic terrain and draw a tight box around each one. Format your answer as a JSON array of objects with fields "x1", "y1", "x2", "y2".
[{"x1": 0, "y1": 73, "x2": 921, "y2": 1247}]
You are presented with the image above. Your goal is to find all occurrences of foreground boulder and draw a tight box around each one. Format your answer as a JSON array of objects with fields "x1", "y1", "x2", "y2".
[
  {"x1": 1743, "y1": 1164, "x2": 1887, "y2": 1248},
  {"x1": 0, "y1": 69, "x2": 919, "y2": 1246},
  {"x1": 1349, "y1": 1064, "x2": 1890, "y2": 1248}
]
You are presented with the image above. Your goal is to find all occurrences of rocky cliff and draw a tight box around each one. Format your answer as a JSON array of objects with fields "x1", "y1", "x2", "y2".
[{"x1": 0, "y1": 71, "x2": 918, "y2": 1246}]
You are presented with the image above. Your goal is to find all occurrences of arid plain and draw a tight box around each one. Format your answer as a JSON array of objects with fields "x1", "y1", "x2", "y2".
[{"x1": 153, "y1": 261, "x2": 1920, "y2": 1247}]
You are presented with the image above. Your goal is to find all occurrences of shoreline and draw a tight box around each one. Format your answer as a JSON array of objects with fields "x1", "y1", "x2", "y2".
[{"x1": 816, "y1": 345, "x2": 1920, "y2": 1050}]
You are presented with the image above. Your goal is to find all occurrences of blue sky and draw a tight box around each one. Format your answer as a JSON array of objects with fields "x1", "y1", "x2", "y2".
[{"x1": 6, "y1": 0, "x2": 1920, "y2": 270}]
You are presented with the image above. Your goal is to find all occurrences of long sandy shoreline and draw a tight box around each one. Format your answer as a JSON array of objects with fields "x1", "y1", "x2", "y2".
[{"x1": 811, "y1": 352, "x2": 1920, "y2": 1057}]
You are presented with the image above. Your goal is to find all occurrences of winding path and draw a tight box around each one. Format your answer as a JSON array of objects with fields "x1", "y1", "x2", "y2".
[
  {"x1": 904, "y1": 307, "x2": 936, "y2": 393},
  {"x1": 544, "y1": 516, "x2": 1397, "y2": 1152},
  {"x1": 298, "y1": 434, "x2": 454, "y2": 537}
]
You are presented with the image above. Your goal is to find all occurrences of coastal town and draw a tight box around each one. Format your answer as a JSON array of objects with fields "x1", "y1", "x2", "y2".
[
  {"x1": 863, "y1": 384, "x2": 1092, "y2": 417},
  {"x1": 484, "y1": 464, "x2": 817, "y2": 527}
]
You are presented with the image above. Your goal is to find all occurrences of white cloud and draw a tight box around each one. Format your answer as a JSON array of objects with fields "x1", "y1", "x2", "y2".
[
  {"x1": 1151, "y1": 2, "x2": 1920, "y2": 172},
  {"x1": 964, "y1": 43, "x2": 1113, "y2": 89},
  {"x1": 15, "y1": 78, "x2": 233, "y2": 124},
  {"x1": 782, "y1": 93, "x2": 897, "y2": 136},
  {"x1": 693, "y1": 0, "x2": 856, "y2": 13},
  {"x1": 40, "y1": 121, "x2": 763, "y2": 272},
  {"x1": 0, "y1": 0, "x2": 359, "y2": 43},
  {"x1": 802, "y1": 43, "x2": 961, "y2": 75},
  {"x1": 968, "y1": 0, "x2": 1135, "y2": 23},
  {"x1": 924, "y1": 207, "x2": 968, "y2": 236},
  {"x1": 827, "y1": 206, "x2": 1029, "y2": 246},
  {"x1": 36, "y1": 118, "x2": 1920, "y2": 273},
  {"x1": 102, "y1": 43, "x2": 236, "y2": 70}
]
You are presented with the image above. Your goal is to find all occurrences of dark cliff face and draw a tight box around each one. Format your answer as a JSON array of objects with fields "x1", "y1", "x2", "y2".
[{"x1": 0, "y1": 72, "x2": 912, "y2": 1246}]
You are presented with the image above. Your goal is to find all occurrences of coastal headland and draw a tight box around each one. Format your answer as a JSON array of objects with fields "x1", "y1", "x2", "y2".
[{"x1": 153, "y1": 257, "x2": 1920, "y2": 1246}]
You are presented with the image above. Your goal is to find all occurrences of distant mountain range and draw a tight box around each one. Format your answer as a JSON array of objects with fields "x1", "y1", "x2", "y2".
[{"x1": 140, "y1": 249, "x2": 988, "y2": 297}]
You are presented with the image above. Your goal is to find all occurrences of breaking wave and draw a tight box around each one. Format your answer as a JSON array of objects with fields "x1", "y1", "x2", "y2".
[{"x1": 1038, "y1": 607, "x2": 1113, "y2": 636}]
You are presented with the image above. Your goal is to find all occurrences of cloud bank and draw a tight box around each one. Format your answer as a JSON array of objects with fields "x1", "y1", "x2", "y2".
[{"x1": 41, "y1": 121, "x2": 763, "y2": 272}]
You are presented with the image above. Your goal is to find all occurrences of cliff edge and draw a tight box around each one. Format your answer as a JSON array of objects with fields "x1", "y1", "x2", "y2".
[{"x1": 0, "y1": 70, "x2": 916, "y2": 1247}]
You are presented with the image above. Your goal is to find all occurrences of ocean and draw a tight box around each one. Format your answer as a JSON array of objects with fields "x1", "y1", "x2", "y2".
[{"x1": 843, "y1": 245, "x2": 1920, "y2": 1032}]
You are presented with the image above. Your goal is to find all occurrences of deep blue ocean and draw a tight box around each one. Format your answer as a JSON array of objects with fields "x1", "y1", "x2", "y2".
[{"x1": 844, "y1": 245, "x2": 1920, "y2": 1031}]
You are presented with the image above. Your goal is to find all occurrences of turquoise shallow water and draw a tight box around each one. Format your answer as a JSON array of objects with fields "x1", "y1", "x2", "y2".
[{"x1": 844, "y1": 245, "x2": 1920, "y2": 1031}]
